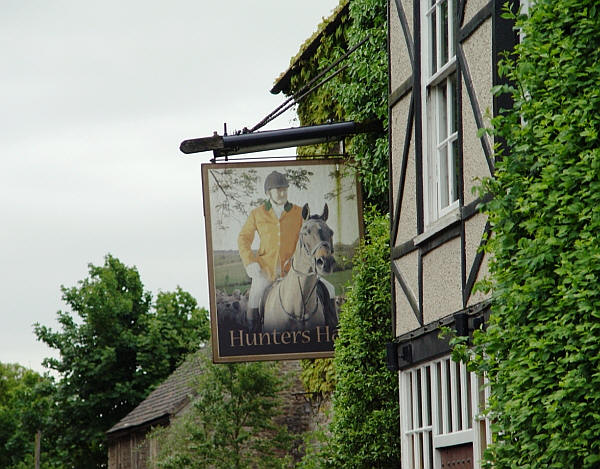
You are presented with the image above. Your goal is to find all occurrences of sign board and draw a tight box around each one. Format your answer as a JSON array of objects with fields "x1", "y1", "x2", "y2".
[{"x1": 202, "y1": 159, "x2": 363, "y2": 362}]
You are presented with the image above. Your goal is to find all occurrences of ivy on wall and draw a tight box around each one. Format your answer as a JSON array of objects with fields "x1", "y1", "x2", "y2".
[
  {"x1": 288, "y1": 2, "x2": 350, "y2": 160},
  {"x1": 331, "y1": 0, "x2": 388, "y2": 211},
  {"x1": 281, "y1": 0, "x2": 398, "y2": 466},
  {"x1": 471, "y1": 1, "x2": 600, "y2": 467},
  {"x1": 288, "y1": 0, "x2": 388, "y2": 211},
  {"x1": 326, "y1": 210, "x2": 399, "y2": 468}
]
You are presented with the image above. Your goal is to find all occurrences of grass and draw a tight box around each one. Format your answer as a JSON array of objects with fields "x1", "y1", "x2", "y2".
[{"x1": 213, "y1": 251, "x2": 353, "y2": 295}]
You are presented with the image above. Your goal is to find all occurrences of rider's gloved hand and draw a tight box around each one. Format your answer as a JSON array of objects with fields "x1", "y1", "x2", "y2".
[{"x1": 245, "y1": 262, "x2": 262, "y2": 279}]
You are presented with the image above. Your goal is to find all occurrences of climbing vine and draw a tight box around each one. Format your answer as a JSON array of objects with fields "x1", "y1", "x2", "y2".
[
  {"x1": 331, "y1": 0, "x2": 388, "y2": 210},
  {"x1": 286, "y1": 0, "x2": 388, "y2": 211},
  {"x1": 325, "y1": 210, "x2": 399, "y2": 468},
  {"x1": 281, "y1": 0, "x2": 397, "y2": 466},
  {"x1": 471, "y1": 1, "x2": 600, "y2": 467}
]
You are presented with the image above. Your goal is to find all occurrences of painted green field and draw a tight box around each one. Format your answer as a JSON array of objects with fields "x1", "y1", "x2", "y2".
[{"x1": 213, "y1": 250, "x2": 354, "y2": 295}]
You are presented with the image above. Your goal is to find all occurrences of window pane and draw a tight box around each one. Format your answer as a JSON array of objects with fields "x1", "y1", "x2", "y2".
[
  {"x1": 426, "y1": 366, "x2": 432, "y2": 427},
  {"x1": 466, "y1": 371, "x2": 473, "y2": 429},
  {"x1": 451, "y1": 0, "x2": 457, "y2": 56},
  {"x1": 441, "y1": 0, "x2": 449, "y2": 65},
  {"x1": 436, "y1": 362, "x2": 443, "y2": 432},
  {"x1": 438, "y1": 84, "x2": 447, "y2": 142},
  {"x1": 449, "y1": 73, "x2": 457, "y2": 133},
  {"x1": 452, "y1": 140, "x2": 459, "y2": 203},
  {"x1": 417, "y1": 368, "x2": 423, "y2": 427},
  {"x1": 430, "y1": 10, "x2": 437, "y2": 75},
  {"x1": 439, "y1": 145, "x2": 449, "y2": 209}
]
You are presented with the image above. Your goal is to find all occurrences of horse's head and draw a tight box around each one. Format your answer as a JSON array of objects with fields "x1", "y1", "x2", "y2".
[{"x1": 300, "y1": 203, "x2": 336, "y2": 276}]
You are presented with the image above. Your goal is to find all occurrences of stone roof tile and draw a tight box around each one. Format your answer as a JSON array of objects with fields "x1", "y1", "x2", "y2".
[{"x1": 107, "y1": 352, "x2": 203, "y2": 435}]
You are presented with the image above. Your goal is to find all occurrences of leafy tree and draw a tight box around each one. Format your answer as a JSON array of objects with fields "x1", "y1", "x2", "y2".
[
  {"x1": 279, "y1": 0, "x2": 393, "y2": 465},
  {"x1": 137, "y1": 287, "x2": 210, "y2": 383},
  {"x1": 0, "y1": 363, "x2": 63, "y2": 468},
  {"x1": 469, "y1": 1, "x2": 600, "y2": 467},
  {"x1": 150, "y1": 351, "x2": 293, "y2": 469},
  {"x1": 324, "y1": 210, "x2": 399, "y2": 468},
  {"x1": 34, "y1": 254, "x2": 209, "y2": 468},
  {"x1": 332, "y1": 0, "x2": 388, "y2": 210}
]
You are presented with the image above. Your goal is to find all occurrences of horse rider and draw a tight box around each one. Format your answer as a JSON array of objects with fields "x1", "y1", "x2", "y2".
[{"x1": 238, "y1": 171, "x2": 303, "y2": 332}]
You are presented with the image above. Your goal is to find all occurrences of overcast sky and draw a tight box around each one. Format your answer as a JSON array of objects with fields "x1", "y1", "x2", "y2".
[{"x1": 1, "y1": 0, "x2": 340, "y2": 374}]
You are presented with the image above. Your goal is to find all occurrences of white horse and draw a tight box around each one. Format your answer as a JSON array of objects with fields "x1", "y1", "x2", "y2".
[{"x1": 262, "y1": 203, "x2": 337, "y2": 332}]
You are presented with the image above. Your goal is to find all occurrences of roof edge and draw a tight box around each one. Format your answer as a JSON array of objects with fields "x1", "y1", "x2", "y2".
[
  {"x1": 106, "y1": 414, "x2": 170, "y2": 440},
  {"x1": 271, "y1": 0, "x2": 349, "y2": 95}
]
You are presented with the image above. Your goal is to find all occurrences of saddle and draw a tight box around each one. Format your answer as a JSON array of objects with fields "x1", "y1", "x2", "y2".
[
  {"x1": 316, "y1": 281, "x2": 338, "y2": 330},
  {"x1": 258, "y1": 282, "x2": 275, "y2": 330},
  {"x1": 258, "y1": 280, "x2": 338, "y2": 330}
]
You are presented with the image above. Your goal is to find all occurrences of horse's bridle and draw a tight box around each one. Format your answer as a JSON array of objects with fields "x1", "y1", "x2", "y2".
[
  {"x1": 279, "y1": 221, "x2": 332, "y2": 324},
  {"x1": 278, "y1": 277, "x2": 320, "y2": 325},
  {"x1": 295, "y1": 223, "x2": 333, "y2": 275}
]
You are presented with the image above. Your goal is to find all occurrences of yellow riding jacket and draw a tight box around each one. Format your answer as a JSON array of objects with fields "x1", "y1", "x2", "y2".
[{"x1": 238, "y1": 201, "x2": 303, "y2": 282}]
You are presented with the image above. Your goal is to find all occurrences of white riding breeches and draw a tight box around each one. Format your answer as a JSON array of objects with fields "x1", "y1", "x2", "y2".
[
  {"x1": 248, "y1": 270, "x2": 335, "y2": 310},
  {"x1": 248, "y1": 269, "x2": 272, "y2": 309}
]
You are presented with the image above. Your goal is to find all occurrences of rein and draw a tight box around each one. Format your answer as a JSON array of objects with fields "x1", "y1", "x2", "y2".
[
  {"x1": 301, "y1": 234, "x2": 332, "y2": 258},
  {"x1": 274, "y1": 217, "x2": 332, "y2": 326},
  {"x1": 296, "y1": 226, "x2": 332, "y2": 275},
  {"x1": 278, "y1": 275, "x2": 320, "y2": 325}
]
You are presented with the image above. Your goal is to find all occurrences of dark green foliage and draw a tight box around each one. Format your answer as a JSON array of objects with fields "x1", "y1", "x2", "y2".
[
  {"x1": 299, "y1": 358, "x2": 336, "y2": 396},
  {"x1": 150, "y1": 352, "x2": 292, "y2": 469},
  {"x1": 0, "y1": 363, "x2": 64, "y2": 468},
  {"x1": 289, "y1": 2, "x2": 350, "y2": 147},
  {"x1": 287, "y1": 0, "x2": 388, "y2": 210},
  {"x1": 284, "y1": 1, "x2": 393, "y2": 465},
  {"x1": 34, "y1": 254, "x2": 209, "y2": 468},
  {"x1": 332, "y1": 0, "x2": 388, "y2": 210},
  {"x1": 137, "y1": 287, "x2": 211, "y2": 382},
  {"x1": 474, "y1": 1, "x2": 600, "y2": 467},
  {"x1": 325, "y1": 210, "x2": 400, "y2": 468}
]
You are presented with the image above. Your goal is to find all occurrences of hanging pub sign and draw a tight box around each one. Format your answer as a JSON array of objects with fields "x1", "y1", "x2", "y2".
[{"x1": 202, "y1": 159, "x2": 363, "y2": 362}]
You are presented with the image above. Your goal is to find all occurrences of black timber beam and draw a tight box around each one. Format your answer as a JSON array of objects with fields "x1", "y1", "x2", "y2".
[{"x1": 180, "y1": 120, "x2": 382, "y2": 157}]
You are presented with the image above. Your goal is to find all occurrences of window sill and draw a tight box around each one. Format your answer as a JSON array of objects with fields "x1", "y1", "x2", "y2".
[
  {"x1": 433, "y1": 429, "x2": 474, "y2": 448},
  {"x1": 414, "y1": 208, "x2": 461, "y2": 246}
]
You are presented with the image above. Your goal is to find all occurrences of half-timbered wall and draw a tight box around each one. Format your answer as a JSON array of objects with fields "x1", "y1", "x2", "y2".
[
  {"x1": 389, "y1": 1, "x2": 518, "y2": 467},
  {"x1": 389, "y1": 0, "x2": 517, "y2": 337}
]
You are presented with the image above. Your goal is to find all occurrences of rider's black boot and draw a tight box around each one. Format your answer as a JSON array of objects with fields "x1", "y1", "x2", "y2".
[{"x1": 248, "y1": 308, "x2": 262, "y2": 333}]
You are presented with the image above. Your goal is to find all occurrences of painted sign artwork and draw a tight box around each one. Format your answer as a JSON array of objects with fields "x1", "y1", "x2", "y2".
[{"x1": 202, "y1": 159, "x2": 363, "y2": 362}]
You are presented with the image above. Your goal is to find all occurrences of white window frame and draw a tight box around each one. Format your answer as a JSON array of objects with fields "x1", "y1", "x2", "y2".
[
  {"x1": 399, "y1": 355, "x2": 491, "y2": 469},
  {"x1": 420, "y1": 0, "x2": 459, "y2": 228}
]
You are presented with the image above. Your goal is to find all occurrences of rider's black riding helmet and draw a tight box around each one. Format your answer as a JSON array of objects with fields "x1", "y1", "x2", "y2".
[{"x1": 264, "y1": 171, "x2": 289, "y2": 194}]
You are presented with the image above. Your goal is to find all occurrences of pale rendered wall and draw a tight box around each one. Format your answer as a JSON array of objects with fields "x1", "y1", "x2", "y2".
[
  {"x1": 463, "y1": 0, "x2": 490, "y2": 26},
  {"x1": 463, "y1": 18, "x2": 493, "y2": 133},
  {"x1": 461, "y1": 18, "x2": 494, "y2": 205},
  {"x1": 394, "y1": 249, "x2": 419, "y2": 310},
  {"x1": 421, "y1": 237, "x2": 463, "y2": 324},
  {"x1": 468, "y1": 252, "x2": 490, "y2": 307},
  {"x1": 395, "y1": 279, "x2": 422, "y2": 334},
  {"x1": 464, "y1": 211, "x2": 488, "y2": 278},
  {"x1": 389, "y1": 0, "x2": 413, "y2": 92},
  {"x1": 391, "y1": 101, "x2": 417, "y2": 245}
]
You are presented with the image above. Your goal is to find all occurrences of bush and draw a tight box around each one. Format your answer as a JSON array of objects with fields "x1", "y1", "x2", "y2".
[
  {"x1": 325, "y1": 210, "x2": 400, "y2": 468},
  {"x1": 474, "y1": 1, "x2": 600, "y2": 467}
]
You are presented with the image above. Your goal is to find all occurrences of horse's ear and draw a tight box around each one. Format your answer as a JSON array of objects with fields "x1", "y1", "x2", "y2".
[
  {"x1": 322, "y1": 203, "x2": 328, "y2": 222},
  {"x1": 302, "y1": 203, "x2": 310, "y2": 220}
]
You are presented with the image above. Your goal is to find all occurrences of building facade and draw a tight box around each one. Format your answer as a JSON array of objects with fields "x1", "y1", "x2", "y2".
[{"x1": 387, "y1": 0, "x2": 519, "y2": 467}]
